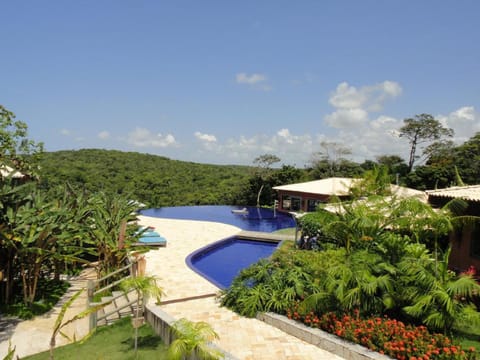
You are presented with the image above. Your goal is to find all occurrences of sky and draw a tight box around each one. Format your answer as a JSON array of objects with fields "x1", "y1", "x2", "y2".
[{"x1": 2, "y1": 1, "x2": 479, "y2": 167}]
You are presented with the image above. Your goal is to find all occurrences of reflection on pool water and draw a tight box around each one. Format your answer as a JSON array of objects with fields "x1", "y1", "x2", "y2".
[
  {"x1": 140, "y1": 205, "x2": 295, "y2": 232},
  {"x1": 186, "y1": 236, "x2": 278, "y2": 289}
]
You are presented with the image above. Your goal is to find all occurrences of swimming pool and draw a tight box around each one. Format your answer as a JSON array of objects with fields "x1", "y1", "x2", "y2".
[
  {"x1": 140, "y1": 205, "x2": 295, "y2": 232},
  {"x1": 186, "y1": 236, "x2": 279, "y2": 289}
]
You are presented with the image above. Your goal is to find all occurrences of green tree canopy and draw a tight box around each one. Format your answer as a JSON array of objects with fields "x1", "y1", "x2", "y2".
[
  {"x1": 0, "y1": 105, "x2": 44, "y2": 175},
  {"x1": 399, "y1": 113, "x2": 453, "y2": 173},
  {"x1": 252, "y1": 154, "x2": 281, "y2": 207}
]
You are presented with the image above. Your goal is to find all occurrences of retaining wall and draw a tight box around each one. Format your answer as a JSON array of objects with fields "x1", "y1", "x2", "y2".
[
  {"x1": 144, "y1": 304, "x2": 239, "y2": 360},
  {"x1": 257, "y1": 312, "x2": 392, "y2": 360}
]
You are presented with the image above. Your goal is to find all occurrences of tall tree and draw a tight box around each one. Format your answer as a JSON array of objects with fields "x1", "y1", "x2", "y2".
[
  {"x1": 0, "y1": 106, "x2": 44, "y2": 305},
  {"x1": 0, "y1": 105, "x2": 44, "y2": 174},
  {"x1": 453, "y1": 132, "x2": 480, "y2": 185},
  {"x1": 252, "y1": 154, "x2": 280, "y2": 207},
  {"x1": 310, "y1": 141, "x2": 353, "y2": 177},
  {"x1": 399, "y1": 114, "x2": 453, "y2": 173}
]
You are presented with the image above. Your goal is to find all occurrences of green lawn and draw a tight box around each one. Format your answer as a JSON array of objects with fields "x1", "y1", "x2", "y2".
[
  {"x1": 23, "y1": 317, "x2": 168, "y2": 360},
  {"x1": 273, "y1": 227, "x2": 296, "y2": 236}
]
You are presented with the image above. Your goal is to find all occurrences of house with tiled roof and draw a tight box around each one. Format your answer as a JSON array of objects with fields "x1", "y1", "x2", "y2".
[
  {"x1": 427, "y1": 185, "x2": 480, "y2": 273},
  {"x1": 273, "y1": 177, "x2": 426, "y2": 213}
]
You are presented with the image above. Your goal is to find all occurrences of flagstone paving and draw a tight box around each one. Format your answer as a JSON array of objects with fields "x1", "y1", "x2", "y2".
[
  {"x1": 0, "y1": 268, "x2": 95, "y2": 358},
  {"x1": 140, "y1": 216, "x2": 344, "y2": 360}
]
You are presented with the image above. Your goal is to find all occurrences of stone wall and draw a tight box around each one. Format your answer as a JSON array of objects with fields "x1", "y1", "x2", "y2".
[
  {"x1": 144, "y1": 304, "x2": 238, "y2": 360},
  {"x1": 257, "y1": 312, "x2": 392, "y2": 360}
]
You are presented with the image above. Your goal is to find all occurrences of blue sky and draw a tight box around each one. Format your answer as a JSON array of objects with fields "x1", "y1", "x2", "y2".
[{"x1": 2, "y1": 1, "x2": 479, "y2": 166}]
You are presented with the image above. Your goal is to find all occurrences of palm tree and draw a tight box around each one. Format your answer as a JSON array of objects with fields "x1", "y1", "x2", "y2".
[
  {"x1": 120, "y1": 275, "x2": 163, "y2": 357},
  {"x1": 400, "y1": 247, "x2": 480, "y2": 334},
  {"x1": 168, "y1": 318, "x2": 223, "y2": 360}
]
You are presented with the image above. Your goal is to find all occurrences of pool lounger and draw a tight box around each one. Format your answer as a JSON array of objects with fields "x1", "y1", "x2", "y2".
[
  {"x1": 137, "y1": 230, "x2": 162, "y2": 237},
  {"x1": 134, "y1": 235, "x2": 167, "y2": 247},
  {"x1": 135, "y1": 226, "x2": 156, "y2": 235}
]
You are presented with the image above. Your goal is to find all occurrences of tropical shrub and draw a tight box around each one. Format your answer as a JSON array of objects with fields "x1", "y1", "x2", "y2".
[
  {"x1": 168, "y1": 318, "x2": 223, "y2": 360},
  {"x1": 399, "y1": 247, "x2": 480, "y2": 334}
]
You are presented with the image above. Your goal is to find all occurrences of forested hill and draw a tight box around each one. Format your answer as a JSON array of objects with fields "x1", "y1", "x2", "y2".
[{"x1": 37, "y1": 149, "x2": 252, "y2": 207}]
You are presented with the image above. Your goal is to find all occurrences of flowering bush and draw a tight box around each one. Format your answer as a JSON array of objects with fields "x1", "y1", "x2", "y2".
[{"x1": 286, "y1": 304, "x2": 476, "y2": 360}]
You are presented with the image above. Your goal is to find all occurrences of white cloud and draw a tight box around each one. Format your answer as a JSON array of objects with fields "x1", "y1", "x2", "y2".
[
  {"x1": 194, "y1": 132, "x2": 217, "y2": 143},
  {"x1": 370, "y1": 115, "x2": 400, "y2": 131},
  {"x1": 210, "y1": 129, "x2": 314, "y2": 165},
  {"x1": 60, "y1": 129, "x2": 71, "y2": 136},
  {"x1": 194, "y1": 132, "x2": 218, "y2": 151},
  {"x1": 235, "y1": 72, "x2": 271, "y2": 91},
  {"x1": 324, "y1": 80, "x2": 402, "y2": 130},
  {"x1": 382, "y1": 80, "x2": 403, "y2": 97},
  {"x1": 438, "y1": 106, "x2": 480, "y2": 143},
  {"x1": 329, "y1": 82, "x2": 368, "y2": 109},
  {"x1": 98, "y1": 131, "x2": 110, "y2": 140},
  {"x1": 324, "y1": 108, "x2": 369, "y2": 128},
  {"x1": 236, "y1": 73, "x2": 266, "y2": 85},
  {"x1": 127, "y1": 127, "x2": 177, "y2": 148},
  {"x1": 328, "y1": 80, "x2": 402, "y2": 111}
]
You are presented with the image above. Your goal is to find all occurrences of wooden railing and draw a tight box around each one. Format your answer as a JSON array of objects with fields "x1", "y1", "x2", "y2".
[{"x1": 87, "y1": 259, "x2": 140, "y2": 330}]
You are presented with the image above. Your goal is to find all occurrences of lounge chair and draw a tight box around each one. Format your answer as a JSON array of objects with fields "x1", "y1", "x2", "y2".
[{"x1": 133, "y1": 227, "x2": 167, "y2": 247}]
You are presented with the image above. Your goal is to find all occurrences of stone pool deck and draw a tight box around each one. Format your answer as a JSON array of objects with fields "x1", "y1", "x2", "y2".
[{"x1": 139, "y1": 215, "x2": 344, "y2": 360}]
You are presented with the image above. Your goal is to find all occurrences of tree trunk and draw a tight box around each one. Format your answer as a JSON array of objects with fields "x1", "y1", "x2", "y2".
[
  {"x1": 408, "y1": 135, "x2": 418, "y2": 173},
  {"x1": 256, "y1": 184, "x2": 264, "y2": 208}
]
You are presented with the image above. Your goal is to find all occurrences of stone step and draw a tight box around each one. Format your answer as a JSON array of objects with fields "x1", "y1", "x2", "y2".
[{"x1": 95, "y1": 290, "x2": 141, "y2": 326}]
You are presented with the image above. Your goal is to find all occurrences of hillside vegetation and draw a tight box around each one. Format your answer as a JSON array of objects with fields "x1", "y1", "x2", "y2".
[{"x1": 37, "y1": 149, "x2": 252, "y2": 207}]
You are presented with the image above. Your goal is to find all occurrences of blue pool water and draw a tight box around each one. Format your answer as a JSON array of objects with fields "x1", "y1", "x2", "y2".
[
  {"x1": 186, "y1": 237, "x2": 278, "y2": 289},
  {"x1": 140, "y1": 205, "x2": 295, "y2": 232}
]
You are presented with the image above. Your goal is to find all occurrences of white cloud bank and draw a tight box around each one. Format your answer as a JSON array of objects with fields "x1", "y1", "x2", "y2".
[
  {"x1": 325, "y1": 81, "x2": 403, "y2": 128},
  {"x1": 127, "y1": 127, "x2": 177, "y2": 148},
  {"x1": 181, "y1": 103, "x2": 479, "y2": 166},
  {"x1": 438, "y1": 106, "x2": 480, "y2": 143},
  {"x1": 90, "y1": 82, "x2": 479, "y2": 167}
]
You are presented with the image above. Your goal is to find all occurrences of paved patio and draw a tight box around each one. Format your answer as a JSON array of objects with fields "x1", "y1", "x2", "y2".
[
  {"x1": 140, "y1": 216, "x2": 344, "y2": 360},
  {"x1": 0, "y1": 216, "x2": 344, "y2": 359},
  {"x1": 0, "y1": 268, "x2": 95, "y2": 358}
]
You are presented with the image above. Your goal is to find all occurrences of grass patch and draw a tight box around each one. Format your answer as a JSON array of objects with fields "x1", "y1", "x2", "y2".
[
  {"x1": 23, "y1": 317, "x2": 168, "y2": 360},
  {"x1": 1, "y1": 279, "x2": 70, "y2": 319},
  {"x1": 273, "y1": 227, "x2": 296, "y2": 236},
  {"x1": 455, "y1": 324, "x2": 480, "y2": 351}
]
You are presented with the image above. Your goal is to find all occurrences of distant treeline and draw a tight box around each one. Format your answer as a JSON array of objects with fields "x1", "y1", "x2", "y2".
[
  {"x1": 37, "y1": 149, "x2": 254, "y2": 207},
  {"x1": 36, "y1": 131, "x2": 480, "y2": 208}
]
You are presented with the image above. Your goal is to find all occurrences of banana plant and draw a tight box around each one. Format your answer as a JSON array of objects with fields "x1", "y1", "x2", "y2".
[{"x1": 84, "y1": 192, "x2": 139, "y2": 278}]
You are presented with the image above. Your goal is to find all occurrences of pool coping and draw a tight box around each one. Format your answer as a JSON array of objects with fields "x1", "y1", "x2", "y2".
[{"x1": 139, "y1": 205, "x2": 297, "y2": 232}]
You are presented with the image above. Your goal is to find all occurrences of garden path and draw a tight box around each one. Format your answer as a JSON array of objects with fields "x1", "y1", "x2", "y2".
[
  {"x1": 0, "y1": 268, "x2": 95, "y2": 358},
  {"x1": 141, "y1": 216, "x2": 344, "y2": 360}
]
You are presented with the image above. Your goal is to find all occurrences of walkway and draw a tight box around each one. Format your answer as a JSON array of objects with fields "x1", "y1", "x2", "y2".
[
  {"x1": 0, "y1": 268, "x2": 96, "y2": 358},
  {"x1": 0, "y1": 216, "x2": 343, "y2": 359},
  {"x1": 140, "y1": 216, "x2": 344, "y2": 360}
]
